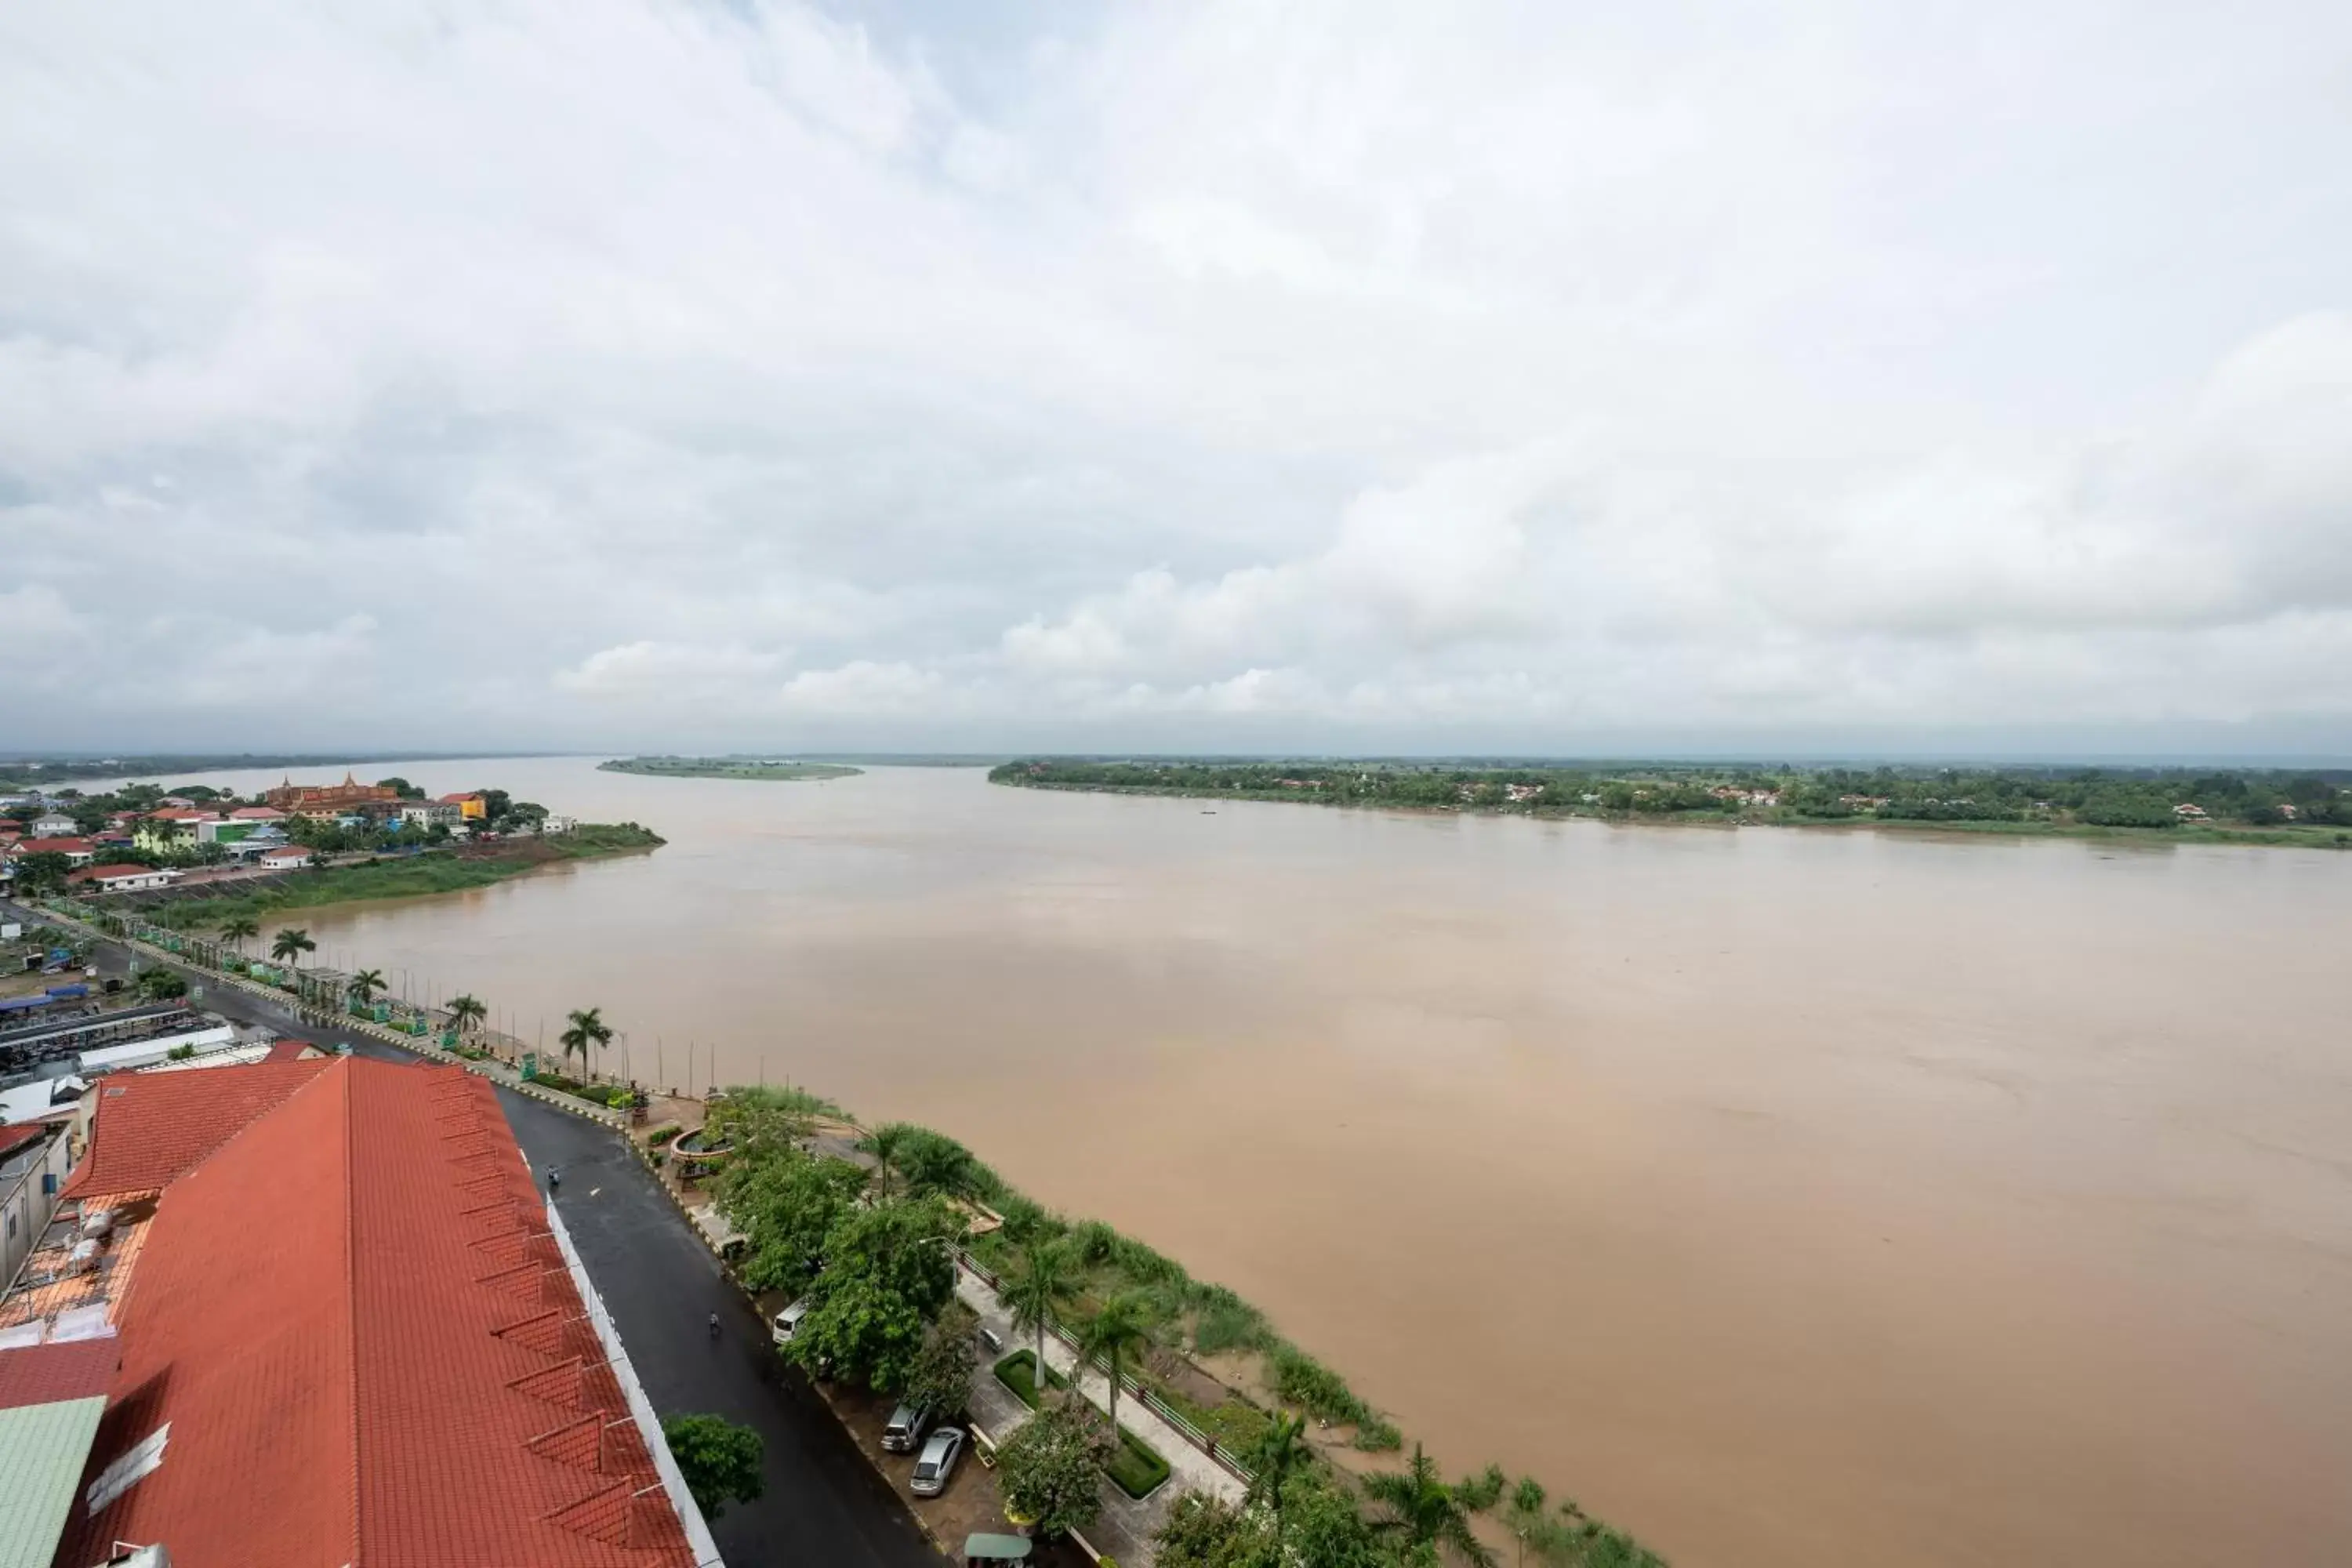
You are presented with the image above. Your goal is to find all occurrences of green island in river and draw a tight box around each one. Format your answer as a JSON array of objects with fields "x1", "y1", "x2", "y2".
[
  {"x1": 992, "y1": 758, "x2": 2352, "y2": 848},
  {"x1": 600, "y1": 755, "x2": 863, "y2": 782}
]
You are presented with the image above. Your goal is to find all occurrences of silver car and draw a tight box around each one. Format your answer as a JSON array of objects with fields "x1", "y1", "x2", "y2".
[
  {"x1": 909, "y1": 1426, "x2": 965, "y2": 1497},
  {"x1": 881, "y1": 1402, "x2": 935, "y2": 1454}
]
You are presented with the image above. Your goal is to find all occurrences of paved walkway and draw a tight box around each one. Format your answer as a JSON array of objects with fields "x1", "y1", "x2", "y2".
[{"x1": 955, "y1": 1265, "x2": 1246, "y2": 1566}]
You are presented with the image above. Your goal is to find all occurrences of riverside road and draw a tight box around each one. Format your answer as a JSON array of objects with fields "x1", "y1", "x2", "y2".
[{"x1": 5, "y1": 902, "x2": 941, "y2": 1568}]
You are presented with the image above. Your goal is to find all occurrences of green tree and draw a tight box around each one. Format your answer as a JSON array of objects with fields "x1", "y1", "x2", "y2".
[
  {"x1": 895, "y1": 1126, "x2": 996, "y2": 1199},
  {"x1": 786, "y1": 1196, "x2": 960, "y2": 1390},
  {"x1": 707, "y1": 1086, "x2": 818, "y2": 1166},
  {"x1": 13, "y1": 851, "x2": 71, "y2": 895},
  {"x1": 447, "y1": 993, "x2": 488, "y2": 1033},
  {"x1": 347, "y1": 968, "x2": 387, "y2": 1005},
  {"x1": 1076, "y1": 1290, "x2": 1155, "y2": 1443},
  {"x1": 1280, "y1": 1470, "x2": 1400, "y2": 1568},
  {"x1": 138, "y1": 967, "x2": 189, "y2": 1001},
  {"x1": 218, "y1": 916, "x2": 260, "y2": 954},
  {"x1": 902, "y1": 1301, "x2": 980, "y2": 1417},
  {"x1": 558, "y1": 1006, "x2": 613, "y2": 1076},
  {"x1": 1002, "y1": 1239, "x2": 1078, "y2": 1390},
  {"x1": 659, "y1": 1413, "x2": 764, "y2": 1519},
  {"x1": 718, "y1": 1149, "x2": 866, "y2": 1299},
  {"x1": 996, "y1": 1394, "x2": 1109, "y2": 1538},
  {"x1": 1244, "y1": 1410, "x2": 1312, "y2": 1546},
  {"x1": 270, "y1": 927, "x2": 316, "y2": 971},
  {"x1": 1363, "y1": 1446, "x2": 1497, "y2": 1567},
  {"x1": 1152, "y1": 1491, "x2": 1261, "y2": 1568},
  {"x1": 861, "y1": 1122, "x2": 909, "y2": 1197}
]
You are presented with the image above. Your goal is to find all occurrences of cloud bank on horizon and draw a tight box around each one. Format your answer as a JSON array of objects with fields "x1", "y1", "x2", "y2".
[{"x1": 3, "y1": 1, "x2": 2348, "y2": 757}]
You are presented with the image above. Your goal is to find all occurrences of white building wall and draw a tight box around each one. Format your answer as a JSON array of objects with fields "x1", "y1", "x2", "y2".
[{"x1": 0, "y1": 1132, "x2": 76, "y2": 1294}]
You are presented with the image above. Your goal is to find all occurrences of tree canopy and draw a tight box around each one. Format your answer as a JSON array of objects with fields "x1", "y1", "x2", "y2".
[
  {"x1": 783, "y1": 1196, "x2": 961, "y2": 1392},
  {"x1": 660, "y1": 1412, "x2": 764, "y2": 1519},
  {"x1": 996, "y1": 1394, "x2": 1109, "y2": 1538}
]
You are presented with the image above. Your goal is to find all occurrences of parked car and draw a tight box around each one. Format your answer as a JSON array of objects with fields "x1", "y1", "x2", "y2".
[
  {"x1": 882, "y1": 1402, "x2": 935, "y2": 1454},
  {"x1": 909, "y1": 1427, "x2": 966, "y2": 1497},
  {"x1": 771, "y1": 1299, "x2": 811, "y2": 1345}
]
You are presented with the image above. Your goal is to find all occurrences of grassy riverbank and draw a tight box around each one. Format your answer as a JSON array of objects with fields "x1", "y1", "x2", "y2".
[
  {"x1": 140, "y1": 823, "x2": 665, "y2": 928},
  {"x1": 601, "y1": 756, "x2": 862, "y2": 781}
]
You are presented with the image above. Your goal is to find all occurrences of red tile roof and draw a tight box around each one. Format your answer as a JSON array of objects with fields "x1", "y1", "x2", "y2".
[
  {"x1": 58, "y1": 1058, "x2": 695, "y2": 1568},
  {"x1": 261, "y1": 1039, "x2": 321, "y2": 1063},
  {"x1": 60, "y1": 1059, "x2": 335, "y2": 1202},
  {"x1": 10, "y1": 837, "x2": 92, "y2": 855},
  {"x1": 0, "y1": 1120, "x2": 47, "y2": 1161},
  {"x1": 0, "y1": 1337, "x2": 120, "y2": 1411}
]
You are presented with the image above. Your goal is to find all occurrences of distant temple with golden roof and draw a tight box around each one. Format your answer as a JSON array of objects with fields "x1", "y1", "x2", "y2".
[{"x1": 262, "y1": 771, "x2": 401, "y2": 816}]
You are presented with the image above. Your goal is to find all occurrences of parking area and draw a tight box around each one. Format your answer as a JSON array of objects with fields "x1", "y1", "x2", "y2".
[{"x1": 815, "y1": 1373, "x2": 1092, "y2": 1568}]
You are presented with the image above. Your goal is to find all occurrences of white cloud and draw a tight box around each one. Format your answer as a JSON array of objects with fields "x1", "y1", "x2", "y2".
[
  {"x1": 556, "y1": 641, "x2": 789, "y2": 699},
  {"x1": 776, "y1": 660, "x2": 943, "y2": 715},
  {"x1": 2, "y1": 0, "x2": 2347, "y2": 753}
]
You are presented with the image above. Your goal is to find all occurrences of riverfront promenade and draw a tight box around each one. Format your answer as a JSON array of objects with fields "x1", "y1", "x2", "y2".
[{"x1": 954, "y1": 1265, "x2": 1247, "y2": 1563}]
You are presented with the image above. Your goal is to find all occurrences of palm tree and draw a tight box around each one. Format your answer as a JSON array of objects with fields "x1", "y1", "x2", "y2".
[
  {"x1": 1076, "y1": 1291, "x2": 1154, "y2": 1443},
  {"x1": 1002, "y1": 1240, "x2": 1077, "y2": 1398},
  {"x1": 347, "y1": 968, "x2": 387, "y2": 1006},
  {"x1": 270, "y1": 927, "x2": 316, "y2": 971},
  {"x1": 447, "y1": 994, "x2": 488, "y2": 1034},
  {"x1": 1244, "y1": 1410, "x2": 1312, "y2": 1544},
  {"x1": 218, "y1": 916, "x2": 260, "y2": 954},
  {"x1": 1363, "y1": 1446, "x2": 1497, "y2": 1568},
  {"x1": 861, "y1": 1123, "x2": 909, "y2": 1197},
  {"x1": 558, "y1": 1007, "x2": 613, "y2": 1076}
]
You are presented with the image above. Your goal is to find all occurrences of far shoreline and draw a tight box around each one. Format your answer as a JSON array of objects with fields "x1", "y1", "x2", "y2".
[{"x1": 993, "y1": 776, "x2": 2352, "y2": 851}]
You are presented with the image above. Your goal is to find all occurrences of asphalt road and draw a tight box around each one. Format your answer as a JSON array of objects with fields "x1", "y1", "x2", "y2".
[{"x1": 9, "y1": 903, "x2": 942, "y2": 1568}]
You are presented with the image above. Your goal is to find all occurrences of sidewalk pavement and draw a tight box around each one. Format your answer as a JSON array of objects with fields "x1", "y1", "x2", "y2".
[{"x1": 955, "y1": 1262, "x2": 1247, "y2": 1567}]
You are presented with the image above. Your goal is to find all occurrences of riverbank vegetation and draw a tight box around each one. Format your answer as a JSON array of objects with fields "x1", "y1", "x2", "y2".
[
  {"x1": 129, "y1": 823, "x2": 665, "y2": 930},
  {"x1": 992, "y1": 758, "x2": 2352, "y2": 847},
  {"x1": 599, "y1": 755, "x2": 862, "y2": 781},
  {"x1": 701, "y1": 1089, "x2": 1664, "y2": 1564}
]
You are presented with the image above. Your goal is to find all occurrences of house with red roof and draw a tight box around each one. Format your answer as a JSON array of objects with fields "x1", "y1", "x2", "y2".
[
  {"x1": 14, "y1": 1057, "x2": 707, "y2": 1568},
  {"x1": 6, "y1": 836, "x2": 95, "y2": 867}
]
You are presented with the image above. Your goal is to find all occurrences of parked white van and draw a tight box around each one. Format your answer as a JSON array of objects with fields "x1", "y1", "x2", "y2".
[{"x1": 771, "y1": 1299, "x2": 811, "y2": 1345}]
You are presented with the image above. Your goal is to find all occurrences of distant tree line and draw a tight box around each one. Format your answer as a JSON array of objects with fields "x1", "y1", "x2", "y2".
[{"x1": 989, "y1": 760, "x2": 2352, "y2": 831}]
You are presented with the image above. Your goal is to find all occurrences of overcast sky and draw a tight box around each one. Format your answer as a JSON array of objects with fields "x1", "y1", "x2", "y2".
[{"x1": 3, "y1": 2, "x2": 2348, "y2": 759}]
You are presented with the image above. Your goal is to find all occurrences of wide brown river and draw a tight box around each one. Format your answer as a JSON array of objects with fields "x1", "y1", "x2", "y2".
[{"x1": 140, "y1": 757, "x2": 2352, "y2": 1564}]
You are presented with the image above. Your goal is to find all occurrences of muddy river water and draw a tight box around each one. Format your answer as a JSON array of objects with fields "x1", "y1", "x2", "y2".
[{"x1": 130, "y1": 757, "x2": 2352, "y2": 1564}]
